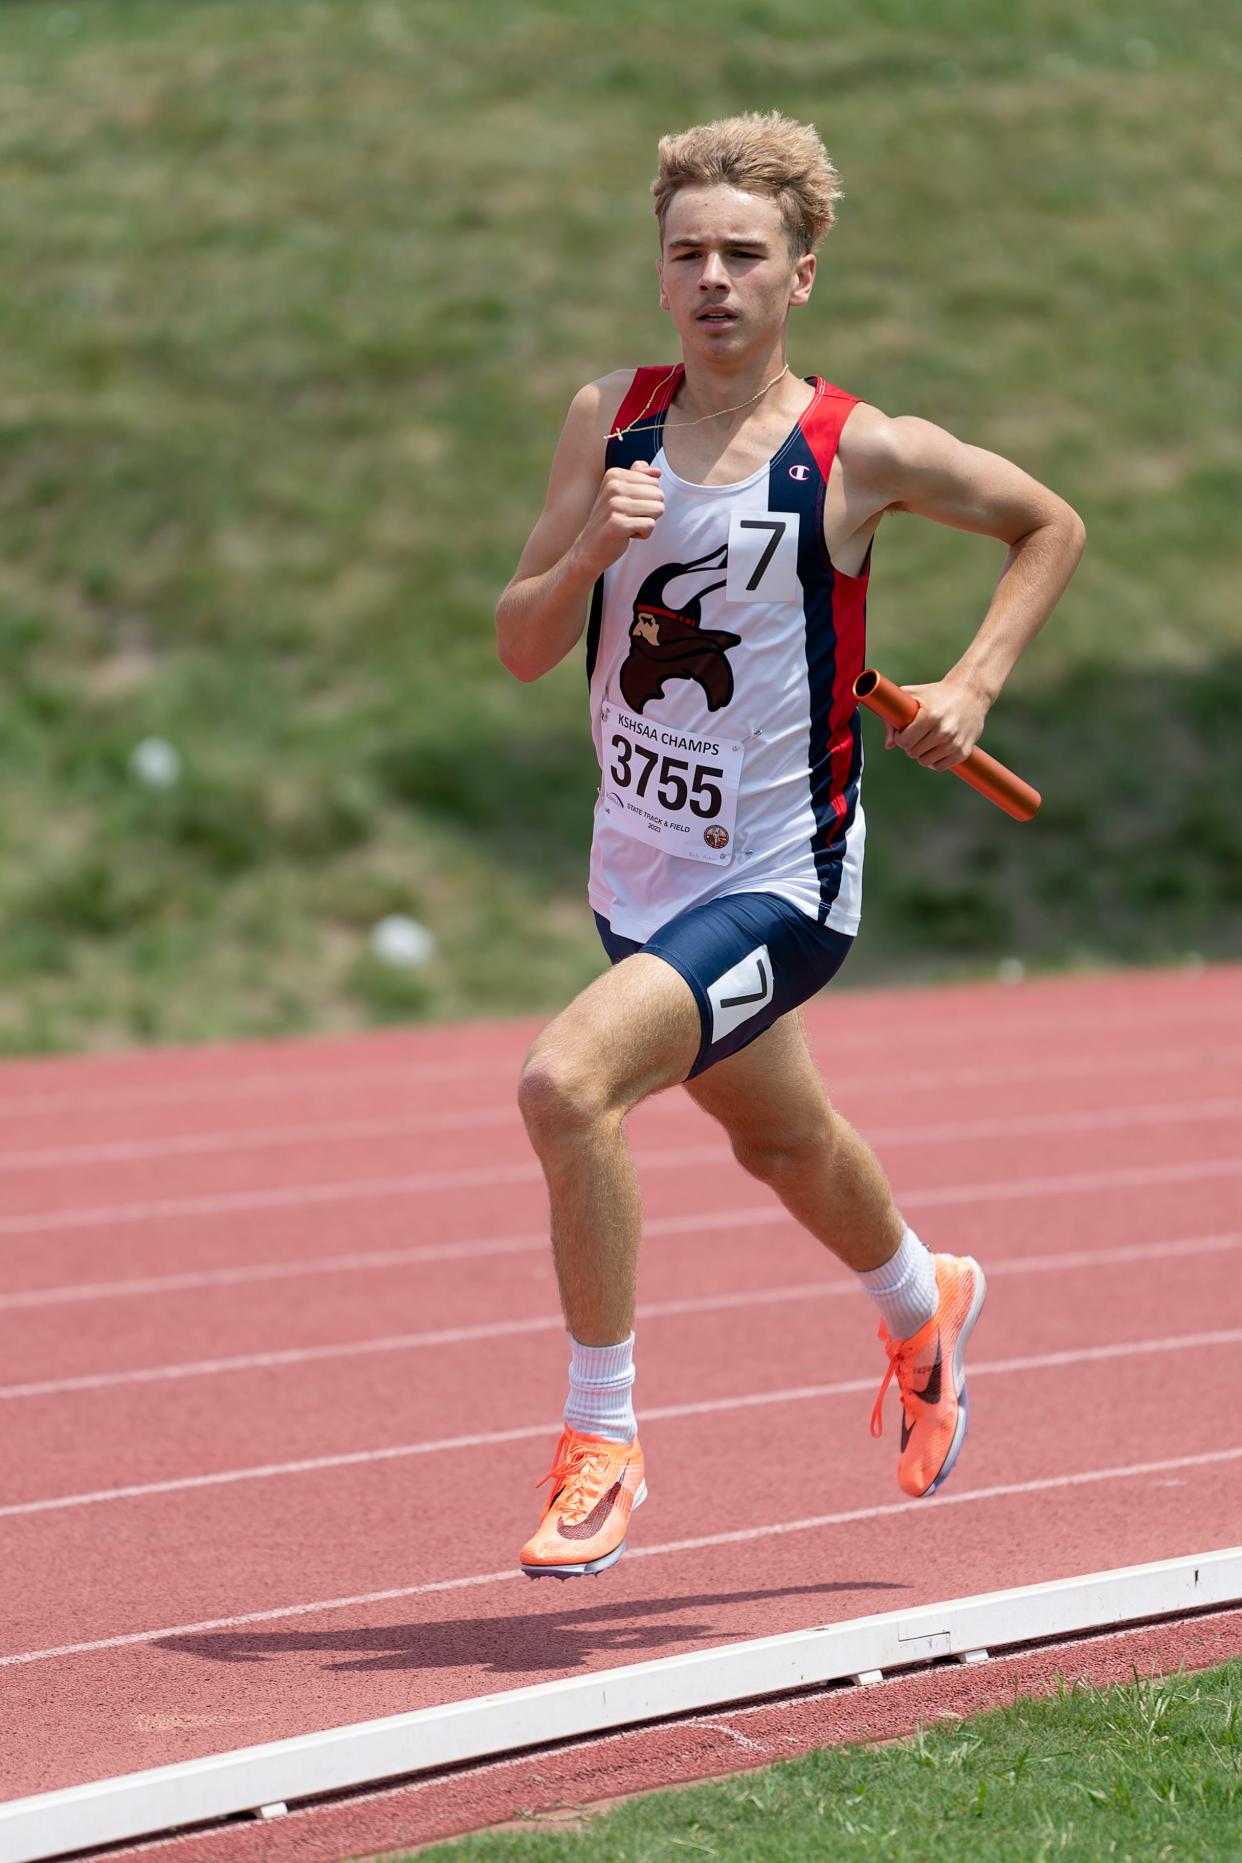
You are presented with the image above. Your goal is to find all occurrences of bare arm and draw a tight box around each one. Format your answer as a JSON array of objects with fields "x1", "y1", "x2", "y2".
[
  {"x1": 841, "y1": 409, "x2": 1087, "y2": 768},
  {"x1": 495, "y1": 374, "x2": 664, "y2": 682}
]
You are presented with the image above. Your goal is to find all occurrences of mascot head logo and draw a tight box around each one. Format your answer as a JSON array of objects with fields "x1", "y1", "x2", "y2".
[{"x1": 619, "y1": 542, "x2": 740, "y2": 715}]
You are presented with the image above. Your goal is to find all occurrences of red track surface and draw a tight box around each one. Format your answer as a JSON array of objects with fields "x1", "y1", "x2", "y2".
[
  {"x1": 99, "y1": 1608, "x2": 1242, "y2": 1862},
  {"x1": 2, "y1": 965, "x2": 1240, "y2": 1849}
]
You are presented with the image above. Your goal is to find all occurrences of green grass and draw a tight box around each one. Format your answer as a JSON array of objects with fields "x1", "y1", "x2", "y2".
[
  {"x1": 369, "y1": 1660, "x2": 1242, "y2": 1861},
  {"x1": 0, "y1": 0, "x2": 1239, "y2": 1051}
]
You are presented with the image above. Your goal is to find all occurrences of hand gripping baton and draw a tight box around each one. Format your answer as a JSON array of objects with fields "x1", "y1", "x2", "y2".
[{"x1": 853, "y1": 668, "x2": 1041, "y2": 823}]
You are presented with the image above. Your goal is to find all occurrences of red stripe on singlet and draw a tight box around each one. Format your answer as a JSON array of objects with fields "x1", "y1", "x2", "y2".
[
  {"x1": 801, "y1": 380, "x2": 869, "y2": 842},
  {"x1": 608, "y1": 364, "x2": 685, "y2": 438},
  {"x1": 826, "y1": 568, "x2": 869, "y2": 835},
  {"x1": 798, "y1": 379, "x2": 861, "y2": 482}
]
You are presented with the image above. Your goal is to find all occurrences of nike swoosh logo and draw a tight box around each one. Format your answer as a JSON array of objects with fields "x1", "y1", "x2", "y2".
[
  {"x1": 556, "y1": 1480, "x2": 625, "y2": 1542},
  {"x1": 720, "y1": 958, "x2": 769, "y2": 1010},
  {"x1": 920, "y1": 1341, "x2": 943, "y2": 1408},
  {"x1": 900, "y1": 1340, "x2": 944, "y2": 1449}
]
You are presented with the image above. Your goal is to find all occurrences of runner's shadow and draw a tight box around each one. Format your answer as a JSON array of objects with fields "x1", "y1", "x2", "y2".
[{"x1": 157, "y1": 1580, "x2": 905, "y2": 1677}]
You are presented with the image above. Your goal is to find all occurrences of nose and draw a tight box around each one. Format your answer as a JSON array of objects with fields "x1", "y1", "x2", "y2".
[{"x1": 699, "y1": 250, "x2": 728, "y2": 288}]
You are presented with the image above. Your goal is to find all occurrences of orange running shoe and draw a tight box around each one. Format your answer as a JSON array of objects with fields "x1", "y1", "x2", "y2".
[
  {"x1": 520, "y1": 1426, "x2": 647, "y2": 1579},
  {"x1": 869, "y1": 1254, "x2": 986, "y2": 1498}
]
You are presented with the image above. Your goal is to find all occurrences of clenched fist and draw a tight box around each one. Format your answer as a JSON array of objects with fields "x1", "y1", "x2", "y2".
[{"x1": 576, "y1": 461, "x2": 664, "y2": 576}]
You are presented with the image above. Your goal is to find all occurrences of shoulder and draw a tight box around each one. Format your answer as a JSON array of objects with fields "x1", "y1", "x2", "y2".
[
  {"x1": 837, "y1": 404, "x2": 954, "y2": 508},
  {"x1": 837, "y1": 402, "x2": 908, "y2": 474},
  {"x1": 566, "y1": 369, "x2": 644, "y2": 442},
  {"x1": 541, "y1": 371, "x2": 638, "y2": 491}
]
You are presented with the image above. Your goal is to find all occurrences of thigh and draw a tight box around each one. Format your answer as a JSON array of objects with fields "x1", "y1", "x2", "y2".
[
  {"x1": 529, "y1": 949, "x2": 702, "y2": 1113},
  {"x1": 631, "y1": 892, "x2": 852, "y2": 1081},
  {"x1": 681, "y1": 1006, "x2": 834, "y2": 1153}
]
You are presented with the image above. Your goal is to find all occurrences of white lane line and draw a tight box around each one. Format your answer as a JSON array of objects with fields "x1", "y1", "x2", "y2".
[
  {"x1": 0, "y1": 1156, "x2": 553, "y2": 1237},
  {"x1": 866, "y1": 1097, "x2": 1242, "y2": 1146},
  {"x1": 2, "y1": 1324, "x2": 1240, "y2": 1517},
  {"x1": 7, "y1": 1168, "x2": 1241, "y2": 1314},
  {"x1": 4, "y1": 1146, "x2": 1242, "y2": 1244},
  {"x1": 4, "y1": 1229, "x2": 1240, "y2": 1403},
  {"x1": 904, "y1": 1156, "x2": 1242, "y2": 1208},
  {"x1": 0, "y1": 1006, "x2": 1236, "y2": 1117},
  {"x1": 0, "y1": 1282, "x2": 824, "y2": 1401},
  {"x1": 0, "y1": 1110, "x2": 518, "y2": 1172},
  {"x1": 4, "y1": 1090, "x2": 1241, "y2": 1176},
  {"x1": 3, "y1": 1444, "x2": 1239, "y2": 1669},
  {"x1": 625, "y1": 1446, "x2": 1242, "y2": 1561},
  {"x1": 0, "y1": 1229, "x2": 566, "y2": 1311},
  {"x1": 0, "y1": 1058, "x2": 501, "y2": 1122},
  {"x1": 0, "y1": 1023, "x2": 1236, "y2": 1130},
  {"x1": 5, "y1": 1228, "x2": 1240, "y2": 1403}
]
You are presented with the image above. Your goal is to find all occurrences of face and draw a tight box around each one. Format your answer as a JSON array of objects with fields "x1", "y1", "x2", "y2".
[{"x1": 658, "y1": 184, "x2": 814, "y2": 353}]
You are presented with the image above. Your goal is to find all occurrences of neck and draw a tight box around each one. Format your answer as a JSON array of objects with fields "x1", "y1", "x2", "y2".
[{"x1": 673, "y1": 339, "x2": 794, "y2": 423}]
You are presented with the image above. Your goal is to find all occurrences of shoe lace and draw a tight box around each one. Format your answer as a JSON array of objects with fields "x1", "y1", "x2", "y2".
[
  {"x1": 535, "y1": 1433, "x2": 612, "y2": 1526},
  {"x1": 869, "y1": 1326, "x2": 915, "y2": 1440}
]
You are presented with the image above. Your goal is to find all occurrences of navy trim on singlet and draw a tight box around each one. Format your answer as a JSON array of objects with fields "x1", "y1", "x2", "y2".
[
  {"x1": 585, "y1": 394, "x2": 672, "y2": 689},
  {"x1": 607, "y1": 409, "x2": 669, "y2": 472},
  {"x1": 764, "y1": 417, "x2": 848, "y2": 924},
  {"x1": 584, "y1": 574, "x2": 604, "y2": 689}
]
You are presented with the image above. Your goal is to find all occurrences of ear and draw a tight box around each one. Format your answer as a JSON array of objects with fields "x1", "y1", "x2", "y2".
[
  {"x1": 657, "y1": 257, "x2": 669, "y2": 312},
  {"x1": 790, "y1": 251, "x2": 816, "y2": 309}
]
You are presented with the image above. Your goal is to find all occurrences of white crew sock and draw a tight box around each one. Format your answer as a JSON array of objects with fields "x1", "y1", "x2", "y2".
[
  {"x1": 857, "y1": 1224, "x2": 939, "y2": 1339},
  {"x1": 563, "y1": 1332, "x2": 636, "y2": 1443}
]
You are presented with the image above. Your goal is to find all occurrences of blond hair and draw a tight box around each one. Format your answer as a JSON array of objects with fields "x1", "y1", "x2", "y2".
[{"x1": 651, "y1": 111, "x2": 843, "y2": 260}]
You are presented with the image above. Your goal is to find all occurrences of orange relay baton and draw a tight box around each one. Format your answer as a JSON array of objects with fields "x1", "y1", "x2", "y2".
[{"x1": 853, "y1": 668, "x2": 1041, "y2": 823}]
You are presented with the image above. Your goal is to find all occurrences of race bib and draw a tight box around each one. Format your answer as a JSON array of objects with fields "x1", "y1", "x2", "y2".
[
  {"x1": 600, "y1": 702, "x2": 744, "y2": 866},
  {"x1": 724, "y1": 508, "x2": 801, "y2": 604}
]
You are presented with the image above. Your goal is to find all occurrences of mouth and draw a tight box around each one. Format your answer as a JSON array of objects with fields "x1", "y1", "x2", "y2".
[{"x1": 696, "y1": 308, "x2": 738, "y2": 326}]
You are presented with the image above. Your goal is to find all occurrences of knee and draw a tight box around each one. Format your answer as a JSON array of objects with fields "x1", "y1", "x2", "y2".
[
  {"x1": 517, "y1": 1041, "x2": 612, "y2": 1148},
  {"x1": 732, "y1": 1114, "x2": 835, "y2": 1183}
]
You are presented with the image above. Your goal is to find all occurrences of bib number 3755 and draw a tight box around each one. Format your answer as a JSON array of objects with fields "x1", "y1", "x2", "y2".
[{"x1": 600, "y1": 702, "x2": 744, "y2": 866}]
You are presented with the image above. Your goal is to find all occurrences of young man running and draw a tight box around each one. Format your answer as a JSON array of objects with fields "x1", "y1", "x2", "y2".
[{"x1": 496, "y1": 112, "x2": 1085, "y2": 1579}]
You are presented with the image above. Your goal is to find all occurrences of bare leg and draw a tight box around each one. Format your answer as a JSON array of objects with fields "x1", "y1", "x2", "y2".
[
  {"x1": 517, "y1": 954, "x2": 701, "y2": 1344},
  {"x1": 683, "y1": 1007, "x2": 903, "y2": 1272}
]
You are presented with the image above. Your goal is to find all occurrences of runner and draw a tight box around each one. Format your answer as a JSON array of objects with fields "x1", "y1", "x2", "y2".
[{"x1": 496, "y1": 111, "x2": 1085, "y2": 1579}]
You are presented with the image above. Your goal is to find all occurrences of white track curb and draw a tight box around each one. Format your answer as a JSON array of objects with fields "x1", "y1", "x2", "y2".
[{"x1": 1, "y1": 1548, "x2": 1239, "y2": 1862}]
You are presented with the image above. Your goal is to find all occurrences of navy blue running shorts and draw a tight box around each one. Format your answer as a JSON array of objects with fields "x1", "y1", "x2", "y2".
[{"x1": 594, "y1": 891, "x2": 854, "y2": 1080}]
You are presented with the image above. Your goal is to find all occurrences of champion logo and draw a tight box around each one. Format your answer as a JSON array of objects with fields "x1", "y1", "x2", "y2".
[{"x1": 788, "y1": 463, "x2": 811, "y2": 481}]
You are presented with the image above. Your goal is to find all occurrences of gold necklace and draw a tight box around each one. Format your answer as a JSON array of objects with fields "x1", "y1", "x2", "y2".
[
  {"x1": 668, "y1": 362, "x2": 791, "y2": 430},
  {"x1": 607, "y1": 362, "x2": 790, "y2": 441}
]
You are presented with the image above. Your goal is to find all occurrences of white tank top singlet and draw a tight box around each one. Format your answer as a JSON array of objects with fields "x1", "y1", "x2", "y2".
[{"x1": 585, "y1": 365, "x2": 869, "y2": 943}]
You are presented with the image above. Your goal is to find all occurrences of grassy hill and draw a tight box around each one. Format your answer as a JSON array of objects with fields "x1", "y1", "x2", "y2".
[{"x1": 0, "y1": 0, "x2": 1238, "y2": 1052}]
